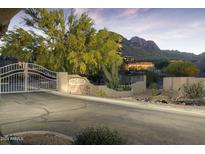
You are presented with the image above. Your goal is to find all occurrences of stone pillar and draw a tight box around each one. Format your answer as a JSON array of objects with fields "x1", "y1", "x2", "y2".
[
  {"x1": 144, "y1": 75, "x2": 146, "y2": 83},
  {"x1": 57, "y1": 72, "x2": 68, "y2": 93}
]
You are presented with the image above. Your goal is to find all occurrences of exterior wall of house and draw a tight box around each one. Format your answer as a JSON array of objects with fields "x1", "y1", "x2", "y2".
[
  {"x1": 120, "y1": 74, "x2": 145, "y2": 85},
  {"x1": 57, "y1": 72, "x2": 146, "y2": 97},
  {"x1": 123, "y1": 62, "x2": 154, "y2": 71},
  {"x1": 163, "y1": 77, "x2": 205, "y2": 91}
]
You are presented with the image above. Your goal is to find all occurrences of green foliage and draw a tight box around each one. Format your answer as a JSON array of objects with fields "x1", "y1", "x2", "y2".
[
  {"x1": 118, "y1": 85, "x2": 131, "y2": 91},
  {"x1": 154, "y1": 60, "x2": 170, "y2": 70},
  {"x1": 91, "y1": 29, "x2": 123, "y2": 71},
  {"x1": 151, "y1": 83, "x2": 159, "y2": 96},
  {"x1": 0, "y1": 28, "x2": 35, "y2": 62},
  {"x1": 96, "y1": 89, "x2": 107, "y2": 97},
  {"x1": 165, "y1": 61, "x2": 199, "y2": 77},
  {"x1": 182, "y1": 82, "x2": 204, "y2": 99},
  {"x1": 102, "y1": 62, "x2": 120, "y2": 90},
  {"x1": 146, "y1": 71, "x2": 160, "y2": 88},
  {"x1": 1, "y1": 9, "x2": 123, "y2": 77},
  {"x1": 73, "y1": 127, "x2": 126, "y2": 145}
]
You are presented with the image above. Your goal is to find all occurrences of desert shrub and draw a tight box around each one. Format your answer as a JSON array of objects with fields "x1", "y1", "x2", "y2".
[
  {"x1": 73, "y1": 127, "x2": 126, "y2": 145},
  {"x1": 182, "y1": 82, "x2": 204, "y2": 99},
  {"x1": 117, "y1": 85, "x2": 131, "y2": 91},
  {"x1": 151, "y1": 83, "x2": 159, "y2": 96},
  {"x1": 96, "y1": 89, "x2": 107, "y2": 97}
]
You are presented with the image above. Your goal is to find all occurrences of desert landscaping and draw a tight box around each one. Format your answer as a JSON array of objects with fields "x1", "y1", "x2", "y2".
[{"x1": 1, "y1": 8, "x2": 205, "y2": 145}]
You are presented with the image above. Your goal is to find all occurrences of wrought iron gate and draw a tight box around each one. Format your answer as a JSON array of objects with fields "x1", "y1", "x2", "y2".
[{"x1": 0, "y1": 63, "x2": 57, "y2": 93}]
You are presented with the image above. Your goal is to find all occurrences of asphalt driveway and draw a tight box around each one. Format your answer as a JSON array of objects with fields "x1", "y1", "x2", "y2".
[{"x1": 1, "y1": 92, "x2": 205, "y2": 144}]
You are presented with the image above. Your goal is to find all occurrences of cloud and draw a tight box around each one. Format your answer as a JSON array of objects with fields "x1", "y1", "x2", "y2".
[
  {"x1": 120, "y1": 8, "x2": 150, "y2": 16},
  {"x1": 74, "y1": 8, "x2": 105, "y2": 24},
  {"x1": 74, "y1": 8, "x2": 151, "y2": 24}
]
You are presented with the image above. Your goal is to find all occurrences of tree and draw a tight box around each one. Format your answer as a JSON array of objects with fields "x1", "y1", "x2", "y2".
[
  {"x1": 0, "y1": 28, "x2": 35, "y2": 62},
  {"x1": 0, "y1": 9, "x2": 123, "y2": 77},
  {"x1": 165, "y1": 61, "x2": 199, "y2": 77},
  {"x1": 154, "y1": 60, "x2": 170, "y2": 70},
  {"x1": 88, "y1": 29, "x2": 123, "y2": 83}
]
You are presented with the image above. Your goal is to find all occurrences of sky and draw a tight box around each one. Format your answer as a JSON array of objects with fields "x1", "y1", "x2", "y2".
[{"x1": 8, "y1": 8, "x2": 205, "y2": 54}]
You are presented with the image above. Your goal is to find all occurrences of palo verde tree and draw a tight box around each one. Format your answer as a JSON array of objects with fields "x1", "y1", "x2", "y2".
[{"x1": 0, "y1": 9, "x2": 123, "y2": 78}]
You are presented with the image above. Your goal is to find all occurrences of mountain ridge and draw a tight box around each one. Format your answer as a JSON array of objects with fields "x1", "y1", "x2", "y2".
[{"x1": 120, "y1": 35, "x2": 204, "y2": 61}]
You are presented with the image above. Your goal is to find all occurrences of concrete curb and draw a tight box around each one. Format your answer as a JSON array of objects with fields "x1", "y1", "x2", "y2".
[{"x1": 47, "y1": 91, "x2": 205, "y2": 117}]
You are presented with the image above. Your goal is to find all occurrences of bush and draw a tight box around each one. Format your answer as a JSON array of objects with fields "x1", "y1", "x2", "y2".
[
  {"x1": 96, "y1": 90, "x2": 107, "y2": 97},
  {"x1": 117, "y1": 85, "x2": 131, "y2": 91},
  {"x1": 182, "y1": 82, "x2": 204, "y2": 99},
  {"x1": 73, "y1": 127, "x2": 126, "y2": 145},
  {"x1": 151, "y1": 83, "x2": 159, "y2": 96}
]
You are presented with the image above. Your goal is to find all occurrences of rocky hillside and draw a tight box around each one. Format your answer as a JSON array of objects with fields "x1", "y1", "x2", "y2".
[{"x1": 121, "y1": 36, "x2": 199, "y2": 61}]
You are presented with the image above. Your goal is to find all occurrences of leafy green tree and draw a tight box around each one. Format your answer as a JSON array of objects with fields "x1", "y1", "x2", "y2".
[
  {"x1": 165, "y1": 61, "x2": 199, "y2": 77},
  {"x1": 88, "y1": 29, "x2": 123, "y2": 83},
  {"x1": 154, "y1": 60, "x2": 170, "y2": 70},
  {"x1": 0, "y1": 9, "x2": 123, "y2": 77},
  {"x1": 0, "y1": 28, "x2": 36, "y2": 62}
]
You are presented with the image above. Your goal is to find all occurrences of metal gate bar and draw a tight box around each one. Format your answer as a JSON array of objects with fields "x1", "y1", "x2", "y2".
[{"x1": 0, "y1": 62, "x2": 57, "y2": 93}]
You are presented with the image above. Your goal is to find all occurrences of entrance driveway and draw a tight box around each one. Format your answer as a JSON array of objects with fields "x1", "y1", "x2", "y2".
[{"x1": 1, "y1": 92, "x2": 205, "y2": 144}]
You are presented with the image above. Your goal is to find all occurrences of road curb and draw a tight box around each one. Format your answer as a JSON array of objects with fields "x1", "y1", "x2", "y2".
[{"x1": 47, "y1": 91, "x2": 205, "y2": 117}]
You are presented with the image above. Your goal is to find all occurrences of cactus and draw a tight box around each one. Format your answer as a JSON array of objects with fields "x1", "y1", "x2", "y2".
[{"x1": 102, "y1": 63, "x2": 120, "y2": 90}]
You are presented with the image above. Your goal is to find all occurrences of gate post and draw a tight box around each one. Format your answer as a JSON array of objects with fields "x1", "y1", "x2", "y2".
[
  {"x1": 24, "y1": 63, "x2": 28, "y2": 92},
  {"x1": 57, "y1": 72, "x2": 68, "y2": 93}
]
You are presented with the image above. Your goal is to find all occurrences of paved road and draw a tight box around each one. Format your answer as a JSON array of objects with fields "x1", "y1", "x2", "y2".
[{"x1": 0, "y1": 92, "x2": 205, "y2": 144}]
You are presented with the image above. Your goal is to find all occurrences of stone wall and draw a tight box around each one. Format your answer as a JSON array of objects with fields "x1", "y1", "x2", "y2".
[
  {"x1": 57, "y1": 72, "x2": 146, "y2": 97},
  {"x1": 67, "y1": 75, "x2": 90, "y2": 95},
  {"x1": 163, "y1": 77, "x2": 205, "y2": 91}
]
